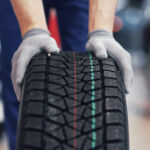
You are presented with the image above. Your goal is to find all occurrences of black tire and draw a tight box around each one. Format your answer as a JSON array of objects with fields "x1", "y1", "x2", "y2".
[{"x1": 16, "y1": 51, "x2": 129, "y2": 150}]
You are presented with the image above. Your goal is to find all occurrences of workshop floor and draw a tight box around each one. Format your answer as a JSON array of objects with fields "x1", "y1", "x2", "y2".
[{"x1": 0, "y1": 134, "x2": 8, "y2": 150}]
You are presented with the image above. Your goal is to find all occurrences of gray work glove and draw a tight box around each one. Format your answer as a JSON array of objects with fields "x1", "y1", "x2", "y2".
[
  {"x1": 86, "y1": 30, "x2": 133, "y2": 94},
  {"x1": 11, "y1": 28, "x2": 60, "y2": 101}
]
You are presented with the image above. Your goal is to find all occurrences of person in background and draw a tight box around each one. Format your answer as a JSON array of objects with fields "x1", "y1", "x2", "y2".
[{"x1": 0, "y1": 0, "x2": 133, "y2": 149}]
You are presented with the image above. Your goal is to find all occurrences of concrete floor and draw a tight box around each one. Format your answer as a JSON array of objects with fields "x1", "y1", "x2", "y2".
[{"x1": 0, "y1": 62, "x2": 150, "y2": 150}]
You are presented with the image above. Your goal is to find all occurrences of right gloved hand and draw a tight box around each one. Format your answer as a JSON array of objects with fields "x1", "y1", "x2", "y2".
[
  {"x1": 11, "y1": 28, "x2": 60, "y2": 101},
  {"x1": 86, "y1": 30, "x2": 134, "y2": 94}
]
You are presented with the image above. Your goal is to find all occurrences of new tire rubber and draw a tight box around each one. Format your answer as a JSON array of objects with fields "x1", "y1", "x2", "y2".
[{"x1": 16, "y1": 51, "x2": 129, "y2": 150}]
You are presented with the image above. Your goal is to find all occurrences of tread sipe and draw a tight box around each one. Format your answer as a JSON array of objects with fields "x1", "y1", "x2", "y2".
[{"x1": 16, "y1": 51, "x2": 129, "y2": 150}]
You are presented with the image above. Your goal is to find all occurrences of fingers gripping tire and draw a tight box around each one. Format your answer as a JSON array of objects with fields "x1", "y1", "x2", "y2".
[{"x1": 16, "y1": 52, "x2": 129, "y2": 150}]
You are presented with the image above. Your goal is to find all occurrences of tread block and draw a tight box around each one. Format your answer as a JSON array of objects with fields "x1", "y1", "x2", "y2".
[
  {"x1": 24, "y1": 102, "x2": 43, "y2": 116},
  {"x1": 50, "y1": 60, "x2": 67, "y2": 69},
  {"x1": 107, "y1": 126, "x2": 125, "y2": 141},
  {"x1": 29, "y1": 65, "x2": 46, "y2": 73},
  {"x1": 76, "y1": 136, "x2": 91, "y2": 150},
  {"x1": 25, "y1": 91, "x2": 44, "y2": 102},
  {"x1": 24, "y1": 116, "x2": 43, "y2": 130},
  {"x1": 48, "y1": 74, "x2": 63, "y2": 80},
  {"x1": 64, "y1": 97, "x2": 81, "y2": 109},
  {"x1": 105, "y1": 87, "x2": 119, "y2": 97},
  {"x1": 48, "y1": 128, "x2": 66, "y2": 141},
  {"x1": 105, "y1": 87, "x2": 124, "y2": 100},
  {"x1": 95, "y1": 130, "x2": 103, "y2": 146},
  {"x1": 83, "y1": 80, "x2": 102, "y2": 91},
  {"x1": 107, "y1": 143, "x2": 125, "y2": 150},
  {"x1": 47, "y1": 94, "x2": 62, "y2": 102},
  {"x1": 27, "y1": 73, "x2": 46, "y2": 81},
  {"x1": 28, "y1": 81, "x2": 45, "y2": 90},
  {"x1": 46, "y1": 103, "x2": 63, "y2": 119},
  {"x1": 105, "y1": 98, "x2": 124, "y2": 113},
  {"x1": 104, "y1": 71, "x2": 117, "y2": 79},
  {"x1": 47, "y1": 97, "x2": 67, "y2": 110},
  {"x1": 48, "y1": 88, "x2": 67, "y2": 97},
  {"x1": 103, "y1": 64, "x2": 116, "y2": 72},
  {"x1": 45, "y1": 143, "x2": 62, "y2": 150},
  {"x1": 82, "y1": 65, "x2": 100, "y2": 73},
  {"x1": 104, "y1": 78, "x2": 118, "y2": 87},
  {"x1": 23, "y1": 131, "x2": 42, "y2": 148},
  {"x1": 106, "y1": 112, "x2": 124, "y2": 125},
  {"x1": 49, "y1": 78, "x2": 66, "y2": 86}
]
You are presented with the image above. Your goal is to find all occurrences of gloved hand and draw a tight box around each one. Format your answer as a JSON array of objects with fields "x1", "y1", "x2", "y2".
[
  {"x1": 11, "y1": 28, "x2": 60, "y2": 101},
  {"x1": 86, "y1": 30, "x2": 133, "y2": 93}
]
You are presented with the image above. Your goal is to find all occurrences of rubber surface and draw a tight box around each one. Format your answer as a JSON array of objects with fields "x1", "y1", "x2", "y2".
[{"x1": 16, "y1": 51, "x2": 129, "y2": 150}]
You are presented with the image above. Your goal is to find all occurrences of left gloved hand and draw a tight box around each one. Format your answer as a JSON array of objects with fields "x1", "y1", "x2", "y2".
[
  {"x1": 11, "y1": 28, "x2": 59, "y2": 101},
  {"x1": 86, "y1": 30, "x2": 134, "y2": 94}
]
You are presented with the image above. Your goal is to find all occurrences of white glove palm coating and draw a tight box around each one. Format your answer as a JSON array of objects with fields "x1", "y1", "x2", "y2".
[
  {"x1": 86, "y1": 30, "x2": 133, "y2": 94},
  {"x1": 11, "y1": 29, "x2": 59, "y2": 100}
]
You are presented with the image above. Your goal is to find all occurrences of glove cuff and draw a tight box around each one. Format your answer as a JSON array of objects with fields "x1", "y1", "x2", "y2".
[
  {"x1": 88, "y1": 30, "x2": 113, "y2": 40},
  {"x1": 23, "y1": 28, "x2": 50, "y2": 40}
]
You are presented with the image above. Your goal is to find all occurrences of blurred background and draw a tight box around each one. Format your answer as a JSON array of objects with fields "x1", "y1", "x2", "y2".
[
  {"x1": 114, "y1": 1, "x2": 150, "y2": 150},
  {"x1": 1, "y1": 0, "x2": 150, "y2": 149}
]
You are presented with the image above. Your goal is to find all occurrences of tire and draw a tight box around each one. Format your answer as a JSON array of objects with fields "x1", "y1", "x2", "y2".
[{"x1": 16, "y1": 51, "x2": 129, "y2": 150}]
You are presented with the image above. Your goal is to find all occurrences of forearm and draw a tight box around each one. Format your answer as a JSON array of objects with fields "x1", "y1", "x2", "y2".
[
  {"x1": 89, "y1": 0, "x2": 118, "y2": 33},
  {"x1": 10, "y1": 0, "x2": 48, "y2": 36}
]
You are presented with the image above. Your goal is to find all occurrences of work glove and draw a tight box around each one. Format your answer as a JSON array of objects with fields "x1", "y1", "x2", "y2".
[
  {"x1": 86, "y1": 30, "x2": 133, "y2": 94},
  {"x1": 11, "y1": 28, "x2": 60, "y2": 101}
]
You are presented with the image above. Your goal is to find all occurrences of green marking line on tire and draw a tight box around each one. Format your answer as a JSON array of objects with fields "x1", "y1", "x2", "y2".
[{"x1": 89, "y1": 53, "x2": 96, "y2": 148}]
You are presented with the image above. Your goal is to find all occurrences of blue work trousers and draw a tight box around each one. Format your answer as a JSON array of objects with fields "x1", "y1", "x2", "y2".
[{"x1": 0, "y1": 0, "x2": 89, "y2": 149}]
